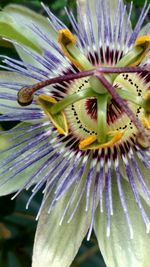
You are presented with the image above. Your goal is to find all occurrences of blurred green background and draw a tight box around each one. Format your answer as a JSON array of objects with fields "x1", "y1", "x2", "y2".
[{"x1": 0, "y1": 0, "x2": 149, "y2": 266}]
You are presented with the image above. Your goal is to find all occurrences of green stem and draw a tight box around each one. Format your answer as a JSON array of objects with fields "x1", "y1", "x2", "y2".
[
  {"x1": 50, "y1": 87, "x2": 96, "y2": 115},
  {"x1": 97, "y1": 94, "x2": 108, "y2": 143}
]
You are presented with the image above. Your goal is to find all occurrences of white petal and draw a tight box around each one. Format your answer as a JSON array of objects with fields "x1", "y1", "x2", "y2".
[
  {"x1": 0, "y1": 122, "x2": 51, "y2": 196},
  {"x1": 32, "y1": 173, "x2": 96, "y2": 267},
  {"x1": 2, "y1": 5, "x2": 59, "y2": 67},
  {"x1": 94, "y1": 177, "x2": 150, "y2": 267}
]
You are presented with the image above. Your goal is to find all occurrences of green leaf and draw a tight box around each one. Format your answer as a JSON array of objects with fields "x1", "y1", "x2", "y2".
[
  {"x1": 32, "y1": 159, "x2": 97, "y2": 267},
  {"x1": 126, "y1": 0, "x2": 145, "y2": 8},
  {"x1": 70, "y1": 262, "x2": 80, "y2": 267},
  {"x1": 0, "y1": 252, "x2": 9, "y2": 267},
  {"x1": 94, "y1": 176, "x2": 150, "y2": 267}
]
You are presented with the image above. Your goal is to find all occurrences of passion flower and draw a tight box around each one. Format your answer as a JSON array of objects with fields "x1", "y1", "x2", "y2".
[{"x1": 0, "y1": 1, "x2": 150, "y2": 267}]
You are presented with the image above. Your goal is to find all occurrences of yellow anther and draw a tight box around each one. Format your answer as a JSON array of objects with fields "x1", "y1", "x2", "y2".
[
  {"x1": 96, "y1": 130, "x2": 124, "y2": 149},
  {"x1": 79, "y1": 130, "x2": 124, "y2": 150},
  {"x1": 132, "y1": 35, "x2": 150, "y2": 66},
  {"x1": 58, "y1": 28, "x2": 76, "y2": 46},
  {"x1": 142, "y1": 91, "x2": 150, "y2": 113},
  {"x1": 144, "y1": 90, "x2": 150, "y2": 100},
  {"x1": 142, "y1": 117, "x2": 150, "y2": 130},
  {"x1": 38, "y1": 94, "x2": 57, "y2": 103},
  {"x1": 58, "y1": 29, "x2": 84, "y2": 70},
  {"x1": 79, "y1": 135, "x2": 97, "y2": 149},
  {"x1": 135, "y1": 35, "x2": 150, "y2": 46},
  {"x1": 36, "y1": 94, "x2": 68, "y2": 136}
]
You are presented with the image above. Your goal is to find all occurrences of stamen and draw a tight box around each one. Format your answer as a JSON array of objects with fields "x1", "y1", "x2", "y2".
[
  {"x1": 117, "y1": 89, "x2": 142, "y2": 106},
  {"x1": 58, "y1": 29, "x2": 92, "y2": 70},
  {"x1": 79, "y1": 130, "x2": 124, "y2": 150},
  {"x1": 50, "y1": 87, "x2": 96, "y2": 115},
  {"x1": 112, "y1": 46, "x2": 144, "y2": 81},
  {"x1": 116, "y1": 46, "x2": 144, "y2": 68},
  {"x1": 17, "y1": 66, "x2": 147, "y2": 106},
  {"x1": 79, "y1": 135, "x2": 97, "y2": 149},
  {"x1": 132, "y1": 35, "x2": 150, "y2": 66},
  {"x1": 36, "y1": 94, "x2": 68, "y2": 135},
  {"x1": 142, "y1": 117, "x2": 150, "y2": 130},
  {"x1": 96, "y1": 73, "x2": 150, "y2": 146}
]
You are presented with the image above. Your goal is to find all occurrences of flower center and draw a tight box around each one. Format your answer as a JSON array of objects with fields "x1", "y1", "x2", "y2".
[
  {"x1": 64, "y1": 72, "x2": 148, "y2": 145},
  {"x1": 17, "y1": 31, "x2": 150, "y2": 150}
]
